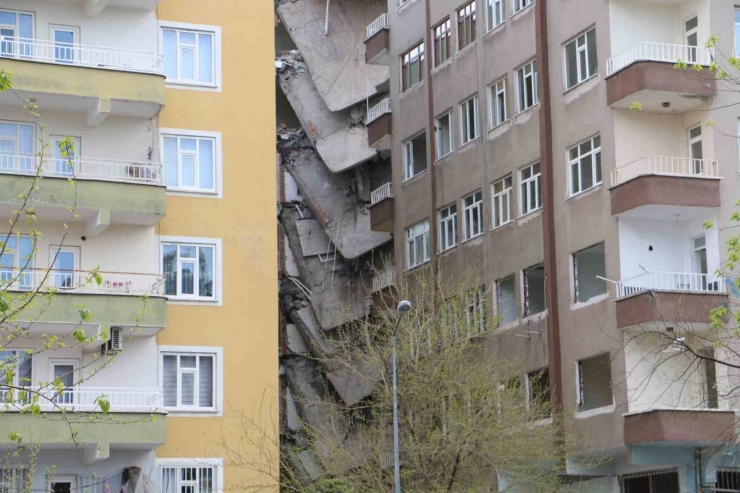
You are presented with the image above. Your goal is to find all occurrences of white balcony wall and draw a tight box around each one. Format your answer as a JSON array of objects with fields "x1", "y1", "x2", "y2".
[
  {"x1": 613, "y1": 110, "x2": 715, "y2": 169},
  {"x1": 0, "y1": 1, "x2": 158, "y2": 55},
  {"x1": 618, "y1": 214, "x2": 720, "y2": 281},
  {"x1": 609, "y1": 0, "x2": 711, "y2": 58}
]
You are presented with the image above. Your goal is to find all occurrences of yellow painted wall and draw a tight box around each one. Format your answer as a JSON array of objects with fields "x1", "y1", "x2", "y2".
[{"x1": 155, "y1": 0, "x2": 278, "y2": 489}]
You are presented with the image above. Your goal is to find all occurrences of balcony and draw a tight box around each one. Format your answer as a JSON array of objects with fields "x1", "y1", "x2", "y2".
[
  {"x1": 0, "y1": 36, "x2": 165, "y2": 120},
  {"x1": 1, "y1": 387, "x2": 163, "y2": 414},
  {"x1": 372, "y1": 266, "x2": 395, "y2": 293},
  {"x1": 370, "y1": 183, "x2": 393, "y2": 233},
  {"x1": 367, "y1": 98, "x2": 392, "y2": 149},
  {"x1": 606, "y1": 42, "x2": 716, "y2": 112},
  {"x1": 610, "y1": 157, "x2": 721, "y2": 216},
  {"x1": 365, "y1": 14, "x2": 390, "y2": 65},
  {"x1": 624, "y1": 409, "x2": 735, "y2": 446}
]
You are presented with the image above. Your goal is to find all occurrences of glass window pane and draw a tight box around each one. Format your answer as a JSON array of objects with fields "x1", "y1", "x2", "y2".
[
  {"x1": 581, "y1": 155, "x2": 593, "y2": 190},
  {"x1": 181, "y1": 372, "x2": 195, "y2": 405},
  {"x1": 571, "y1": 162, "x2": 580, "y2": 194},
  {"x1": 198, "y1": 356, "x2": 213, "y2": 407},
  {"x1": 587, "y1": 29, "x2": 597, "y2": 77},
  {"x1": 566, "y1": 41, "x2": 577, "y2": 88},
  {"x1": 163, "y1": 30, "x2": 177, "y2": 79},
  {"x1": 163, "y1": 245, "x2": 177, "y2": 295},
  {"x1": 198, "y1": 139, "x2": 214, "y2": 190},
  {"x1": 163, "y1": 137, "x2": 178, "y2": 187},
  {"x1": 181, "y1": 262, "x2": 195, "y2": 295},
  {"x1": 595, "y1": 151, "x2": 602, "y2": 184},
  {"x1": 181, "y1": 355, "x2": 196, "y2": 368},
  {"x1": 181, "y1": 138, "x2": 197, "y2": 152},
  {"x1": 580, "y1": 140, "x2": 591, "y2": 155},
  {"x1": 0, "y1": 12, "x2": 16, "y2": 25},
  {"x1": 197, "y1": 33, "x2": 214, "y2": 83},
  {"x1": 179, "y1": 31, "x2": 196, "y2": 45},
  {"x1": 19, "y1": 14, "x2": 32, "y2": 40},
  {"x1": 180, "y1": 47, "x2": 195, "y2": 80},
  {"x1": 180, "y1": 246, "x2": 196, "y2": 258},
  {"x1": 199, "y1": 246, "x2": 213, "y2": 297},
  {"x1": 181, "y1": 154, "x2": 196, "y2": 187},
  {"x1": 163, "y1": 355, "x2": 177, "y2": 406}
]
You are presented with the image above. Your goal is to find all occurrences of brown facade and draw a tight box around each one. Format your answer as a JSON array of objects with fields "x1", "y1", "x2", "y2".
[
  {"x1": 365, "y1": 28, "x2": 390, "y2": 65},
  {"x1": 368, "y1": 112, "x2": 393, "y2": 149},
  {"x1": 624, "y1": 409, "x2": 735, "y2": 445},
  {"x1": 616, "y1": 291, "x2": 727, "y2": 329},
  {"x1": 370, "y1": 196, "x2": 394, "y2": 233},
  {"x1": 610, "y1": 175, "x2": 721, "y2": 216}
]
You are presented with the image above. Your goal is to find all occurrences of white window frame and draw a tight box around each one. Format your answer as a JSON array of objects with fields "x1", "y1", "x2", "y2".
[
  {"x1": 435, "y1": 112, "x2": 454, "y2": 159},
  {"x1": 0, "y1": 120, "x2": 35, "y2": 172},
  {"x1": 516, "y1": 60, "x2": 539, "y2": 113},
  {"x1": 513, "y1": 0, "x2": 534, "y2": 15},
  {"x1": 466, "y1": 286, "x2": 486, "y2": 336},
  {"x1": 0, "y1": 9, "x2": 34, "y2": 58},
  {"x1": 160, "y1": 128, "x2": 222, "y2": 197},
  {"x1": 159, "y1": 346, "x2": 224, "y2": 415},
  {"x1": 49, "y1": 25, "x2": 80, "y2": 64},
  {"x1": 460, "y1": 95, "x2": 480, "y2": 145},
  {"x1": 438, "y1": 204, "x2": 458, "y2": 252},
  {"x1": 156, "y1": 458, "x2": 224, "y2": 493},
  {"x1": 519, "y1": 162, "x2": 541, "y2": 216},
  {"x1": 491, "y1": 175, "x2": 512, "y2": 229},
  {"x1": 401, "y1": 42, "x2": 425, "y2": 93},
  {"x1": 495, "y1": 275, "x2": 517, "y2": 326},
  {"x1": 406, "y1": 221, "x2": 431, "y2": 270},
  {"x1": 463, "y1": 190, "x2": 484, "y2": 240},
  {"x1": 486, "y1": 0, "x2": 505, "y2": 31},
  {"x1": 160, "y1": 236, "x2": 222, "y2": 304},
  {"x1": 685, "y1": 15, "x2": 699, "y2": 63},
  {"x1": 568, "y1": 135, "x2": 601, "y2": 197},
  {"x1": 433, "y1": 18, "x2": 451, "y2": 67},
  {"x1": 735, "y1": 9, "x2": 740, "y2": 56},
  {"x1": 564, "y1": 28, "x2": 596, "y2": 90},
  {"x1": 159, "y1": 21, "x2": 222, "y2": 91},
  {"x1": 402, "y1": 132, "x2": 427, "y2": 181},
  {"x1": 49, "y1": 245, "x2": 80, "y2": 290},
  {"x1": 489, "y1": 78, "x2": 508, "y2": 128},
  {"x1": 0, "y1": 466, "x2": 29, "y2": 493},
  {"x1": 457, "y1": 1, "x2": 477, "y2": 51},
  {"x1": 0, "y1": 349, "x2": 32, "y2": 387}
]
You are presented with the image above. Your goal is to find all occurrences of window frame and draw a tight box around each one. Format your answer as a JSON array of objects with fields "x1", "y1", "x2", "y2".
[
  {"x1": 489, "y1": 78, "x2": 508, "y2": 129},
  {"x1": 0, "y1": 9, "x2": 35, "y2": 58},
  {"x1": 572, "y1": 243, "x2": 607, "y2": 304},
  {"x1": 0, "y1": 120, "x2": 35, "y2": 173},
  {"x1": 460, "y1": 95, "x2": 480, "y2": 145},
  {"x1": 160, "y1": 128, "x2": 222, "y2": 197},
  {"x1": 563, "y1": 28, "x2": 597, "y2": 90},
  {"x1": 495, "y1": 275, "x2": 517, "y2": 326},
  {"x1": 516, "y1": 59, "x2": 539, "y2": 113},
  {"x1": 512, "y1": 0, "x2": 534, "y2": 15},
  {"x1": 568, "y1": 135, "x2": 602, "y2": 197},
  {"x1": 159, "y1": 20, "x2": 222, "y2": 91},
  {"x1": 486, "y1": 0, "x2": 505, "y2": 32},
  {"x1": 575, "y1": 353, "x2": 614, "y2": 413},
  {"x1": 491, "y1": 175, "x2": 512, "y2": 229},
  {"x1": 0, "y1": 234, "x2": 34, "y2": 289},
  {"x1": 522, "y1": 264, "x2": 546, "y2": 318},
  {"x1": 519, "y1": 162, "x2": 541, "y2": 216},
  {"x1": 160, "y1": 236, "x2": 222, "y2": 304},
  {"x1": 433, "y1": 18, "x2": 451, "y2": 67},
  {"x1": 406, "y1": 221, "x2": 431, "y2": 270},
  {"x1": 156, "y1": 458, "x2": 224, "y2": 493},
  {"x1": 0, "y1": 466, "x2": 29, "y2": 493},
  {"x1": 401, "y1": 41, "x2": 425, "y2": 93},
  {"x1": 735, "y1": 9, "x2": 740, "y2": 56},
  {"x1": 158, "y1": 346, "x2": 223, "y2": 415},
  {"x1": 402, "y1": 131, "x2": 428, "y2": 181},
  {"x1": 466, "y1": 286, "x2": 486, "y2": 336},
  {"x1": 457, "y1": 1, "x2": 477, "y2": 51},
  {"x1": 0, "y1": 349, "x2": 32, "y2": 388},
  {"x1": 438, "y1": 204, "x2": 458, "y2": 252},
  {"x1": 463, "y1": 190, "x2": 484, "y2": 240},
  {"x1": 526, "y1": 367, "x2": 551, "y2": 417},
  {"x1": 435, "y1": 111, "x2": 455, "y2": 159}
]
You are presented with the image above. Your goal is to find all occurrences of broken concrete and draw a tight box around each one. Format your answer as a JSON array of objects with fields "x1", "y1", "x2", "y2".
[{"x1": 277, "y1": 0, "x2": 389, "y2": 112}]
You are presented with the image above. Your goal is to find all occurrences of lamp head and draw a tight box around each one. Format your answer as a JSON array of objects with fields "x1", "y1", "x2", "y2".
[{"x1": 397, "y1": 300, "x2": 412, "y2": 316}]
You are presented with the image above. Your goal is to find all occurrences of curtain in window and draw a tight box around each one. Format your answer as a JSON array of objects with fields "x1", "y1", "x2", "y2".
[
  {"x1": 199, "y1": 356, "x2": 213, "y2": 407},
  {"x1": 163, "y1": 355, "x2": 177, "y2": 407},
  {"x1": 199, "y1": 247, "x2": 213, "y2": 297},
  {"x1": 163, "y1": 245, "x2": 177, "y2": 295}
]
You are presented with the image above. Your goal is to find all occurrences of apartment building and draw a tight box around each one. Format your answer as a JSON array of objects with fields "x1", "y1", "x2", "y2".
[
  {"x1": 365, "y1": 0, "x2": 740, "y2": 490},
  {"x1": 0, "y1": 1, "x2": 276, "y2": 492}
]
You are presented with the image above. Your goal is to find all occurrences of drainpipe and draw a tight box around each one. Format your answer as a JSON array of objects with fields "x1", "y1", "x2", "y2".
[
  {"x1": 324, "y1": 0, "x2": 330, "y2": 36},
  {"x1": 424, "y1": 0, "x2": 439, "y2": 303},
  {"x1": 534, "y1": 0, "x2": 565, "y2": 473}
]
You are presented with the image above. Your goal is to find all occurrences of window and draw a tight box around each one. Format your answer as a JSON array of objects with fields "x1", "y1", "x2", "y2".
[
  {"x1": 0, "y1": 467, "x2": 29, "y2": 493},
  {"x1": 406, "y1": 221, "x2": 431, "y2": 269},
  {"x1": 162, "y1": 241, "x2": 217, "y2": 300},
  {"x1": 495, "y1": 276, "x2": 517, "y2": 326},
  {"x1": 162, "y1": 132, "x2": 217, "y2": 193},
  {"x1": 0, "y1": 350, "x2": 31, "y2": 389},
  {"x1": 433, "y1": 19, "x2": 451, "y2": 67},
  {"x1": 457, "y1": 2, "x2": 476, "y2": 51},
  {"x1": 0, "y1": 121, "x2": 34, "y2": 173},
  {"x1": 401, "y1": 42, "x2": 425, "y2": 92},
  {"x1": 523, "y1": 265, "x2": 545, "y2": 317},
  {"x1": 466, "y1": 286, "x2": 486, "y2": 335},
  {"x1": 735, "y1": 10, "x2": 740, "y2": 55},
  {"x1": 516, "y1": 60, "x2": 539, "y2": 112},
  {"x1": 51, "y1": 135, "x2": 80, "y2": 176},
  {"x1": 577, "y1": 353, "x2": 612, "y2": 412},
  {"x1": 699, "y1": 347, "x2": 718, "y2": 409},
  {"x1": 50, "y1": 25, "x2": 79, "y2": 64},
  {"x1": 689, "y1": 124, "x2": 703, "y2": 174},
  {"x1": 460, "y1": 96, "x2": 480, "y2": 145},
  {"x1": 162, "y1": 352, "x2": 217, "y2": 411},
  {"x1": 50, "y1": 247, "x2": 78, "y2": 289},
  {"x1": 463, "y1": 191, "x2": 484, "y2": 240},
  {"x1": 621, "y1": 468, "x2": 679, "y2": 493},
  {"x1": 527, "y1": 368, "x2": 550, "y2": 419},
  {"x1": 0, "y1": 9, "x2": 33, "y2": 58},
  {"x1": 519, "y1": 162, "x2": 541, "y2": 216},
  {"x1": 513, "y1": 0, "x2": 533, "y2": 14},
  {"x1": 489, "y1": 78, "x2": 507, "y2": 128},
  {"x1": 685, "y1": 16, "x2": 698, "y2": 63},
  {"x1": 568, "y1": 135, "x2": 601, "y2": 196},
  {"x1": 564, "y1": 28, "x2": 597, "y2": 89},
  {"x1": 162, "y1": 24, "x2": 218, "y2": 87},
  {"x1": 439, "y1": 205, "x2": 458, "y2": 252},
  {"x1": 159, "y1": 459, "x2": 222, "y2": 493},
  {"x1": 436, "y1": 112, "x2": 454, "y2": 158},
  {"x1": 717, "y1": 469, "x2": 740, "y2": 490},
  {"x1": 693, "y1": 235, "x2": 708, "y2": 275},
  {"x1": 486, "y1": 0, "x2": 505, "y2": 31},
  {"x1": 491, "y1": 176, "x2": 512, "y2": 229},
  {"x1": 573, "y1": 243, "x2": 606, "y2": 303},
  {"x1": 0, "y1": 236, "x2": 34, "y2": 289},
  {"x1": 403, "y1": 132, "x2": 428, "y2": 180}
]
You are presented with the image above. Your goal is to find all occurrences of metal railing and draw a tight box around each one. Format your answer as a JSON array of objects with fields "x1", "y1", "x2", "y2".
[
  {"x1": 1, "y1": 387, "x2": 163, "y2": 412},
  {"x1": 373, "y1": 267, "x2": 395, "y2": 293},
  {"x1": 371, "y1": 183, "x2": 393, "y2": 205},
  {"x1": 611, "y1": 156, "x2": 720, "y2": 186},
  {"x1": 0, "y1": 36, "x2": 163, "y2": 74},
  {"x1": 1, "y1": 268, "x2": 164, "y2": 296},
  {"x1": 616, "y1": 271, "x2": 726, "y2": 299},
  {"x1": 367, "y1": 14, "x2": 389, "y2": 39},
  {"x1": 367, "y1": 98, "x2": 391, "y2": 125},
  {"x1": 606, "y1": 42, "x2": 714, "y2": 76},
  {"x1": 0, "y1": 153, "x2": 162, "y2": 185}
]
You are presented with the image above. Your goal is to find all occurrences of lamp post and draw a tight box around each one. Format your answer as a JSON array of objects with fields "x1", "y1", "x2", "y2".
[{"x1": 392, "y1": 300, "x2": 412, "y2": 493}]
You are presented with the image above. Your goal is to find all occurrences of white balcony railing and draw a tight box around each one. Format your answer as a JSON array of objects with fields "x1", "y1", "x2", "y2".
[
  {"x1": 372, "y1": 267, "x2": 395, "y2": 293},
  {"x1": 0, "y1": 153, "x2": 162, "y2": 185},
  {"x1": 371, "y1": 183, "x2": 393, "y2": 205},
  {"x1": 611, "y1": 156, "x2": 720, "y2": 187},
  {"x1": 367, "y1": 14, "x2": 389, "y2": 39},
  {"x1": 606, "y1": 42, "x2": 714, "y2": 76},
  {"x1": 0, "y1": 36, "x2": 163, "y2": 74},
  {"x1": 0, "y1": 387, "x2": 163, "y2": 412},
  {"x1": 367, "y1": 98, "x2": 391, "y2": 125},
  {"x1": 617, "y1": 272, "x2": 726, "y2": 299},
  {"x1": 2, "y1": 268, "x2": 164, "y2": 296}
]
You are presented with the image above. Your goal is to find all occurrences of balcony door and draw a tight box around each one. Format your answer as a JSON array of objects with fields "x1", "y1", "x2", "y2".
[
  {"x1": 0, "y1": 121, "x2": 34, "y2": 172},
  {"x1": 685, "y1": 16, "x2": 698, "y2": 63},
  {"x1": 688, "y1": 125, "x2": 703, "y2": 175},
  {"x1": 48, "y1": 360, "x2": 78, "y2": 406},
  {"x1": 50, "y1": 25, "x2": 79, "y2": 64},
  {"x1": 693, "y1": 235, "x2": 709, "y2": 291},
  {"x1": 50, "y1": 135, "x2": 80, "y2": 176},
  {"x1": 50, "y1": 246, "x2": 79, "y2": 289}
]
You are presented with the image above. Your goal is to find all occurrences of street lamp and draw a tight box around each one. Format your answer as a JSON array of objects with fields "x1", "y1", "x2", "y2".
[{"x1": 392, "y1": 300, "x2": 412, "y2": 492}]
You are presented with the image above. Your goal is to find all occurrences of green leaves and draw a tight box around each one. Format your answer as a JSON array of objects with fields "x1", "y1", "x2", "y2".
[
  {"x1": 96, "y1": 396, "x2": 110, "y2": 414},
  {"x1": 78, "y1": 308, "x2": 92, "y2": 322},
  {"x1": 7, "y1": 431, "x2": 22, "y2": 443},
  {"x1": 0, "y1": 71, "x2": 11, "y2": 92},
  {"x1": 72, "y1": 328, "x2": 87, "y2": 343},
  {"x1": 629, "y1": 102, "x2": 642, "y2": 111}
]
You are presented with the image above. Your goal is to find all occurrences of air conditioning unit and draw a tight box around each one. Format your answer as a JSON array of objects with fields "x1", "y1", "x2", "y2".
[{"x1": 103, "y1": 327, "x2": 123, "y2": 354}]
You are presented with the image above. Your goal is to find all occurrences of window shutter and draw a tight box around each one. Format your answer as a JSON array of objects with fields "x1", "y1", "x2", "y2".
[
  {"x1": 199, "y1": 356, "x2": 214, "y2": 407},
  {"x1": 163, "y1": 355, "x2": 177, "y2": 407}
]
